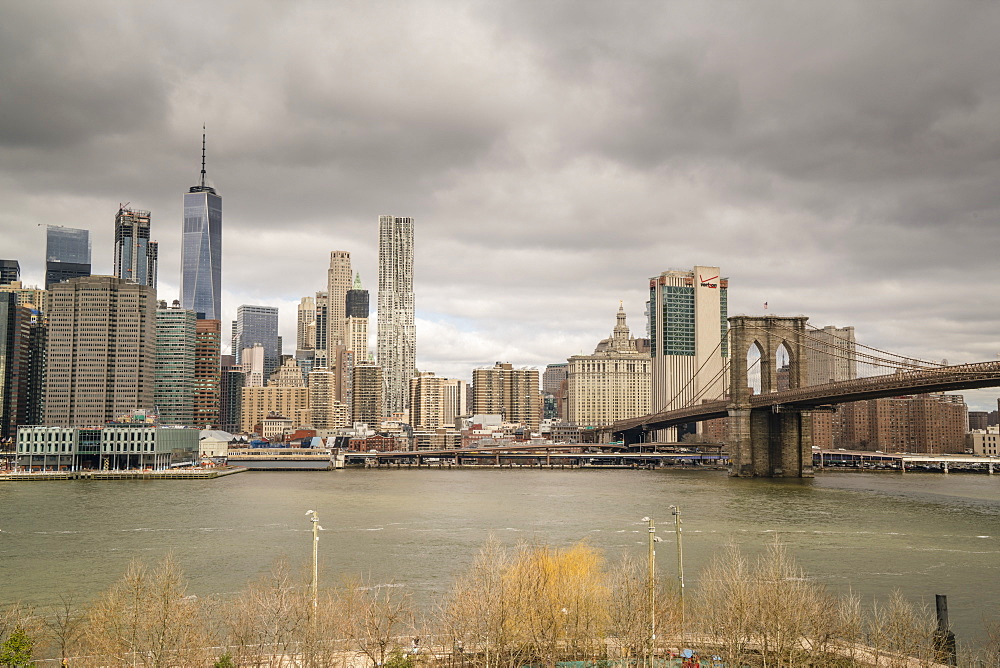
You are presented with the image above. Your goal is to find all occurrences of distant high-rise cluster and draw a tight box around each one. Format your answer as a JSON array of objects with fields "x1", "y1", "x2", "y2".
[
  {"x1": 285, "y1": 251, "x2": 371, "y2": 431},
  {"x1": 2, "y1": 125, "x2": 977, "y2": 460},
  {"x1": 377, "y1": 215, "x2": 415, "y2": 418}
]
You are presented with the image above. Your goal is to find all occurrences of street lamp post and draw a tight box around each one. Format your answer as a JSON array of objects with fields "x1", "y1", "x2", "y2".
[
  {"x1": 642, "y1": 516, "x2": 663, "y2": 663},
  {"x1": 305, "y1": 510, "x2": 323, "y2": 610},
  {"x1": 670, "y1": 505, "x2": 685, "y2": 641}
]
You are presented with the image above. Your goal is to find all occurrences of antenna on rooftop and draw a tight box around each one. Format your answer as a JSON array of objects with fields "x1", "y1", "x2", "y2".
[{"x1": 200, "y1": 124, "x2": 207, "y2": 188}]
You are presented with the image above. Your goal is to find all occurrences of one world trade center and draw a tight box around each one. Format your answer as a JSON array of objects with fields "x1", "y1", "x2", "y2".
[{"x1": 181, "y1": 128, "x2": 222, "y2": 320}]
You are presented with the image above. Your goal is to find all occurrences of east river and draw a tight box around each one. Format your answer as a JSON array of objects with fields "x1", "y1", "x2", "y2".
[{"x1": 2, "y1": 469, "x2": 998, "y2": 645}]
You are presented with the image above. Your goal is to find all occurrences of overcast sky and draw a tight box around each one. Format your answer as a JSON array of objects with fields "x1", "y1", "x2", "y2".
[{"x1": 2, "y1": 1, "x2": 999, "y2": 409}]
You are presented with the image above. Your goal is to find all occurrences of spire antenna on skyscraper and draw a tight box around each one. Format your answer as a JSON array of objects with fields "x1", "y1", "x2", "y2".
[{"x1": 200, "y1": 124, "x2": 207, "y2": 188}]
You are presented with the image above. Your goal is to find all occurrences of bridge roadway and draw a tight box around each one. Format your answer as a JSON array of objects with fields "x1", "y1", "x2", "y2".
[
  {"x1": 612, "y1": 359, "x2": 1000, "y2": 437},
  {"x1": 343, "y1": 443, "x2": 727, "y2": 468}
]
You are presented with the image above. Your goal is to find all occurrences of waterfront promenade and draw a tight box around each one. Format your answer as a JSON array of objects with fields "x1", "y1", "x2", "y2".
[{"x1": 0, "y1": 466, "x2": 247, "y2": 481}]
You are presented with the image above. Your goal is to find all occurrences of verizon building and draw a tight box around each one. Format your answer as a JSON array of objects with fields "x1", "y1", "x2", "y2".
[{"x1": 647, "y1": 266, "x2": 728, "y2": 438}]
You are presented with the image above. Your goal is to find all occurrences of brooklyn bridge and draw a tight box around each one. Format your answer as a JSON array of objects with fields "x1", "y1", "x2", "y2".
[{"x1": 611, "y1": 315, "x2": 1000, "y2": 478}]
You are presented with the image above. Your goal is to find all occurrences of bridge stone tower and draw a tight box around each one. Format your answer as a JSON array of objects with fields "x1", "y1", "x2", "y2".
[{"x1": 728, "y1": 316, "x2": 815, "y2": 477}]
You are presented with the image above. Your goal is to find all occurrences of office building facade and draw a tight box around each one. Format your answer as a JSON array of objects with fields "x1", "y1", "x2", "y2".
[
  {"x1": 473, "y1": 362, "x2": 540, "y2": 431},
  {"x1": 0, "y1": 293, "x2": 30, "y2": 439},
  {"x1": 45, "y1": 226, "x2": 91, "y2": 289},
  {"x1": 352, "y1": 363, "x2": 382, "y2": 428},
  {"x1": 308, "y1": 368, "x2": 350, "y2": 430},
  {"x1": 155, "y1": 303, "x2": 196, "y2": 426},
  {"x1": 377, "y1": 215, "x2": 415, "y2": 417},
  {"x1": 410, "y1": 372, "x2": 468, "y2": 429},
  {"x1": 327, "y1": 251, "x2": 352, "y2": 354},
  {"x1": 567, "y1": 305, "x2": 651, "y2": 428},
  {"x1": 542, "y1": 363, "x2": 569, "y2": 420},
  {"x1": 235, "y1": 305, "x2": 279, "y2": 377},
  {"x1": 114, "y1": 206, "x2": 158, "y2": 287},
  {"x1": 346, "y1": 273, "x2": 369, "y2": 362},
  {"x1": 314, "y1": 291, "x2": 329, "y2": 368},
  {"x1": 219, "y1": 355, "x2": 245, "y2": 433},
  {"x1": 296, "y1": 296, "x2": 316, "y2": 352},
  {"x1": 240, "y1": 386, "x2": 310, "y2": 434},
  {"x1": 194, "y1": 318, "x2": 221, "y2": 428},
  {"x1": 648, "y1": 266, "x2": 728, "y2": 436},
  {"x1": 0, "y1": 260, "x2": 19, "y2": 285},
  {"x1": 181, "y1": 131, "x2": 223, "y2": 320},
  {"x1": 43, "y1": 277, "x2": 156, "y2": 427},
  {"x1": 805, "y1": 325, "x2": 857, "y2": 386}
]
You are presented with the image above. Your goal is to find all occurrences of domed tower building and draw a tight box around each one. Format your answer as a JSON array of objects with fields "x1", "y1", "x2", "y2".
[{"x1": 566, "y1": 304, "x2": 651, "y2": 429}]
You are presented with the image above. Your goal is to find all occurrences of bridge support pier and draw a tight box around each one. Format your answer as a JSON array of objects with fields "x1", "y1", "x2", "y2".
[
  {"x1": 730, "y1": 406, "x2": 814, "y2": 477},
  {"x1": 728, "y1": 315, "x2": 814, "y2": 478}
]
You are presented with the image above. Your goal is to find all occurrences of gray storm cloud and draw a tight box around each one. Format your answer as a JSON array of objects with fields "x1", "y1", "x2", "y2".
[{"x1": 2, "y1": 0, "x2": 999, "y2": 408}]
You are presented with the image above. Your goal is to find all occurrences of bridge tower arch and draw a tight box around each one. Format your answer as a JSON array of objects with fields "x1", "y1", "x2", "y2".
[{"x1": 728, "y1": 316, "x2": 814, "y2": 477}]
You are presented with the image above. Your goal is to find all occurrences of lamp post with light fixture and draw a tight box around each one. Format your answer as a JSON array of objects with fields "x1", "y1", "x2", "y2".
[
  {"x1": 305, "y1": 510, "x2": 323, "y2": 610},
  {"x1": 670, "y1": 505, "x2": 685, "y2": 641},
  {"x1": 641, "y1": 516, "x2": 663, "y2": 663}
]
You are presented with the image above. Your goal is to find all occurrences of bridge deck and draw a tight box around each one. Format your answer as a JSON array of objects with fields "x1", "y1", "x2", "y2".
[{"x1": 614, "y1": 360, "x2": 1000, "y2": 436}]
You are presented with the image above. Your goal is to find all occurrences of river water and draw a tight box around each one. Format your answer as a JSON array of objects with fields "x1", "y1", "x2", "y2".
[{"x1": 1, "y1": 469, "x2": 998, "y2": 645}]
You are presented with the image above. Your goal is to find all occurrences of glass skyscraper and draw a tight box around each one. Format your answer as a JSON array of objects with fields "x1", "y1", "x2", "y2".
[
  {"x1": 235, "y1": 305, "x2": 280, "y2": 379},
  {"x1": 181, "y1": 131, "x2": 222, "y2": 320},
  {"x1": 45, "y1": 226, "x2": 91, "y2": 289},
  {"x1": 647, "y1": 265, "x2": 728, "y2": 438}
]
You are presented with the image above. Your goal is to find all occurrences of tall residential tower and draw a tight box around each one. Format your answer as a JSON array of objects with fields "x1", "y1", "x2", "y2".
[
  {"x1": 377, "y1": 215, "x2": 415, "y2": 417},
  {"x1": 181, "y1": 129, "x2": 223, "y2": 320}
]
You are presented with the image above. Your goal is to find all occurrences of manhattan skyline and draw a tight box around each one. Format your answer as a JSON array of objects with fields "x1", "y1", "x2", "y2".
[{"x1": 1, "y1": 2, "x2": 999, "y2": 409}]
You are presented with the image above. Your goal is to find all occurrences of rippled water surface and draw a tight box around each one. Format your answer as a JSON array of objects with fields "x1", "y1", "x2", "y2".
[{"x1": 2, "y1": 469, "x2": 998, "y2": 642}]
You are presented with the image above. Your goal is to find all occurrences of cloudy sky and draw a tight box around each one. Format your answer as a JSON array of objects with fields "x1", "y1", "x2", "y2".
[{"x1": 2, "y1": 1, "x2": 999, "y2": 409}]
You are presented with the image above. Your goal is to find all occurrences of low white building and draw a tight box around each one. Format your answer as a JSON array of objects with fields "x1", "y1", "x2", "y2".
[
  {"x1": 968, "y1": 426, "x2": 1000, "y2": 456},
  {"x1": 17, "y1": 424, "x2": 199, "y2": 471},
  {"x1": 199, "y1": 430, "x2": 235, "y2": 458}
]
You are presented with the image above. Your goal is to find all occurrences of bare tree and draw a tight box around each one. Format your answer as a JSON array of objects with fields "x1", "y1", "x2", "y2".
[
  {"x1": 438, "y1": 537, "x2": 527, "y2": 668},
  {"x1": 350, "y1": 578, "x2": 415, "y2": 668},
  {"x1": 78, "y1": 556, "x2": 211, "y2": 667},
  {"x1": 221, "y1": 559, "x2": 310, "y2": 667},
  {"x1": 865, "y1": 590, "x2": 939, "y2": 668},
  {"x1": 43, "y1": 594, "x2": 83, "y2": 663}
]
